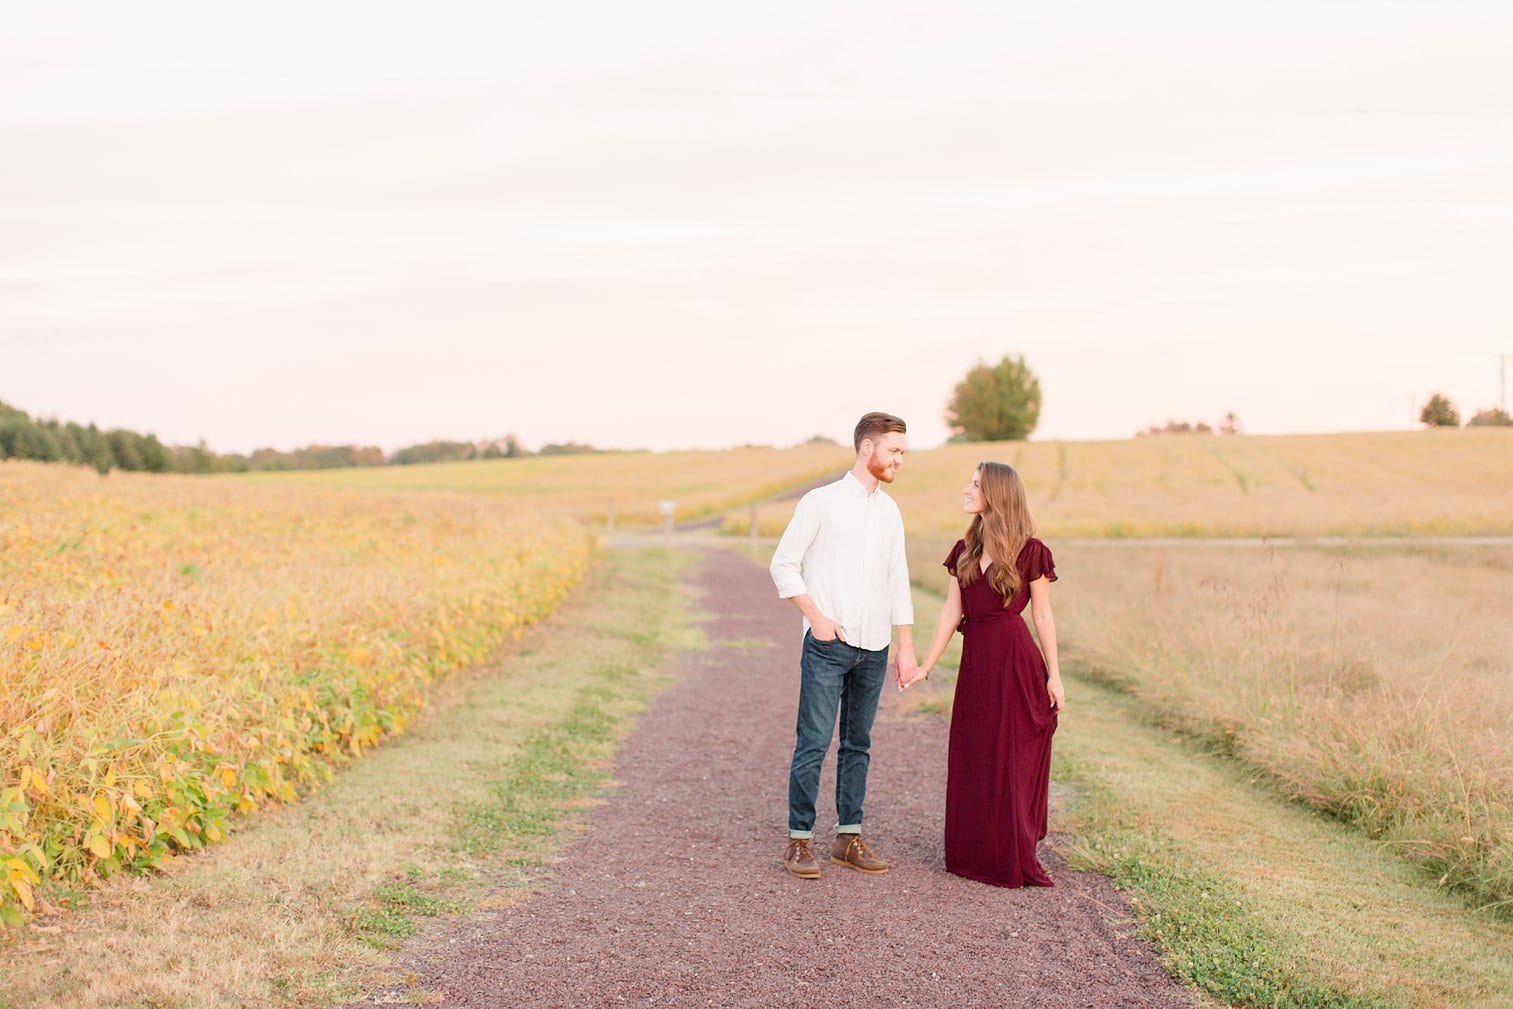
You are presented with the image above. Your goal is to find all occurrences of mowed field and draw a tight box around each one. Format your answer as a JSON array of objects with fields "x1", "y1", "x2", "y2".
[
  {"x1": 237, "y1": 443, "x2": 843, "y2": 528},
  {"x1": 727, "y1": 429, "x2": 1513, "y2": 538}
]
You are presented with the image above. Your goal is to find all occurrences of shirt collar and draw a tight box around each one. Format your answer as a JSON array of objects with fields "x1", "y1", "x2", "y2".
[{"x1": 842, "y1": 470, "x2": 879, "y2": 498}]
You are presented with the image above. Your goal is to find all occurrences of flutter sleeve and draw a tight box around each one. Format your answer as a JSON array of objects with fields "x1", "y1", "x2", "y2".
[
  {"x1": 1025, "y1": 538, "x2": 1058, "y2": 583},
  {"x1": 943, "y1": 539, "x2": 965, "y2": 578}
]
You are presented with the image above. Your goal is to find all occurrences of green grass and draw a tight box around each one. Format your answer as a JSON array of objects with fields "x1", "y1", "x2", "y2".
[
  {"x1": 354, "y1": 881, "x2": 461, "y2": 949},
  {"x1": 453, "y1": 678, "x2": 624, "y2": 856},
  {"x1": 1070, "y1": 819, "x2": 1396, "y2": 1009}
]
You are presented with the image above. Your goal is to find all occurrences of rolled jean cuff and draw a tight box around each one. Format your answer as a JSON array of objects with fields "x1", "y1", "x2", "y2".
[
  {"x1": 788, "y1": 829, "x2": 814, "y2": 840},
  {"x1": 835, "y1": 824, "x2": 862, "y2": 834}
]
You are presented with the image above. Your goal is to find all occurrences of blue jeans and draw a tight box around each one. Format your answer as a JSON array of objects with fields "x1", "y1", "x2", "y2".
[{"x1": 787, "y1": 631, "x2": 890, "y2": 838}]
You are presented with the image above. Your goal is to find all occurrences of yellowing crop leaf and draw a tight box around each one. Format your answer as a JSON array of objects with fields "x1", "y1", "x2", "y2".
[
  {"x1": 10, "y1": 878, "x2": 34, "y2": 912},
  {"x1": 0, "y1": 461, "x2": 593, "y2": 926},
  {"x1": 4, "y1": 859, "x2": 39, "y2": 884}
]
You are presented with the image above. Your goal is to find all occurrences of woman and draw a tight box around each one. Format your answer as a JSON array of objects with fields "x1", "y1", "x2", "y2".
[{"x1": 906, "y1": 462, "x2": 1065, "y2": 887}]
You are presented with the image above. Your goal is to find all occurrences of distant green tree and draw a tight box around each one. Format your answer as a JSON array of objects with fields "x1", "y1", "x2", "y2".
[
  {"x1": 106, "y1": 429, "x2": 144, "y2": 471},
  {"x1": 1419, "y1": 393, "x2": 1460, "y2": 428},
  {"x1": 390, "y1": 440, "x2": 479, "y2": 465},
  {"x1": 173, "y1": 439, "x2": 220, "y2": 474},
  {"x1": 479, "y1": 435, "x2": 526, "y2": 459},
  {"x1": 1138, "y1": 419, "x2": 1215, "y2": 437},
  {"x1": 76, "y1": 423, "x2": 114, "y2": 473},
  {"x1": 0, "y1": 416, "x2": 21, "y2": 460},
  {"x1": 49, "y1": 420, "x2": 83, "y2": 464},
  {"x1": 946, "y1": 354, "x2": 1042, "y2": 441},
  {"x1": 247, "y1": 447, "x2": 290, "y2": 471},
  {"x1": 0, "y1": 415, "x2": 61, "y2": 461},
  {"x1": 0, "y1": 397, "x2": 539, "y2": 474},
  {"x1": 537, "y1": 441, "x2": 599, "y2": 456},
  {"x1": 292, "y1": 444, "x2": 383, "y2": 468},
  {"x1": 1467, "y1": 407, "x2": 1511, "y2": 427},
  {"x1": 138, "y1": 433, "x2": 171, "y2": 473}
]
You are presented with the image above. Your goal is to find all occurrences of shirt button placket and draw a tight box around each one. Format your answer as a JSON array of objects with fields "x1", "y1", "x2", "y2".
[{"x1": 860, "y1": 495, "x2": 873, "y2": 648}]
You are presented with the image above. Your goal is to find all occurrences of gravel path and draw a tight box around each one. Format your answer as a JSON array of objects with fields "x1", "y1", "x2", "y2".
[{"x1": 353, "y1": 547, "x2": 1196, "y2": 1009}]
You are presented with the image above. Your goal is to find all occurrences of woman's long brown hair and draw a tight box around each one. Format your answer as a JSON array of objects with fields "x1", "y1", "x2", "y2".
[{"x1": 956, "y1": 462, "x2": 1036, "y2": 606}]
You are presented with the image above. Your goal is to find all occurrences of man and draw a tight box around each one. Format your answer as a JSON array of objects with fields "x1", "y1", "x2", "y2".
[{"x1": 770, "y1": 411, "x2": 919, "y2": 879}]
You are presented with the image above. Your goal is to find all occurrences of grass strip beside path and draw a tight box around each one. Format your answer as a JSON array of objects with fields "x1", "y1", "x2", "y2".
[
  {"x1": 0, "y1": 546, "x2": 700, "y2": 1009},
  {"x1": 1056, "y1": 673, "x2": 1513, "y2": 1009}
]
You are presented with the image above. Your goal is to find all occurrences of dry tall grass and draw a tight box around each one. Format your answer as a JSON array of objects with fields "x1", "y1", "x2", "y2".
[
  {"x1": 727, "y1": 429, "x2": 1513, "y2": 538},
  {"x1": 0, "y1": 461, "x2": 593, "y2": 925},
  {"x1": 910, "y1": 537, "x2": 1513, "y2": 911}
]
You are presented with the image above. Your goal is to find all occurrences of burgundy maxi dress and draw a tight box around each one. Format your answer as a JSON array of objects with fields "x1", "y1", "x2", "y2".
[{"x1": 943, "y1": 537, "x2": 1058, "y2": 888}]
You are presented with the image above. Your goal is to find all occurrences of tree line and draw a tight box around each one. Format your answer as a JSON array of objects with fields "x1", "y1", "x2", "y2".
[
  {"x1": 0, "y1": 400, "x2": 606, "y2": 475},
  {"x1": 1418, "y1": 394, "x2": 1511, "y2": 428},
  {"x1": 945, "y1": 358, "x2": 1512, "y2": 440}
]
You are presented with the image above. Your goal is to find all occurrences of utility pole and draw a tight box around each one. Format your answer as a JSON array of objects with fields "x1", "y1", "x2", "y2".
[{"x1": 1496, "y1": 353, "x2": 1511, "y2": 413}]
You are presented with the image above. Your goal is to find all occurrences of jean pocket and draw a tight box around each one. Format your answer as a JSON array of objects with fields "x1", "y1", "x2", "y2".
[{"x1": 806, "y1": 630, "x2": 840, "y2": 650}]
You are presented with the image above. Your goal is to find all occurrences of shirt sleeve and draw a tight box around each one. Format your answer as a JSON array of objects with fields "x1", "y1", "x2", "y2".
[
  {"x1": 1026, "y1": 538, "x2": 1058, "y2": 583},
  {"x1": 888, "y1": 512, "x2": 914, "y2": 626},
  {"x1": 769, "y1": 492, "x2": 819, "y2": 599}
]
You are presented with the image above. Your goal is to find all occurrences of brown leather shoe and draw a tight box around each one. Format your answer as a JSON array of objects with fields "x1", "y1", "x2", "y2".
[
  {"x1": 830, "y1": 833, "x2": 889, "y2": 874},
  {"x1": 784, "y1": 838, "x2": 821, "y2": 879}
]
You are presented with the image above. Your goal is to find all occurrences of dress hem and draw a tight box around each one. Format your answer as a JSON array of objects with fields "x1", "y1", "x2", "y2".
[{"x1": 945, "y1": 865, "x2": 1056, "y2": 889}]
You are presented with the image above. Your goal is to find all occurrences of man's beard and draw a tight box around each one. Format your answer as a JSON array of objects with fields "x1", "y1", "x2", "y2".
[{"x1": 867, "y1": 455, "x2": 896, "y2": 483}]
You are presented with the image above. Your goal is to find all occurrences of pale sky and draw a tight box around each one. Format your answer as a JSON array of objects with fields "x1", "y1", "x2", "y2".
[{"x1": 4, "y1": 0, "x2": 1512, "y2": 453}]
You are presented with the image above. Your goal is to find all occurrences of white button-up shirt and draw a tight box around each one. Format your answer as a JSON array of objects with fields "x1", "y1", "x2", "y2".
[{"x1": 769, "y1": 471, "x2": 914, "y2": 652}]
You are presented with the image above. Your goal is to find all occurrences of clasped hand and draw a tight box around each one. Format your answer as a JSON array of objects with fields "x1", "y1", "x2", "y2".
[{"x1": 893, "y1": 653, "x2": 927, "y2": 691}]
